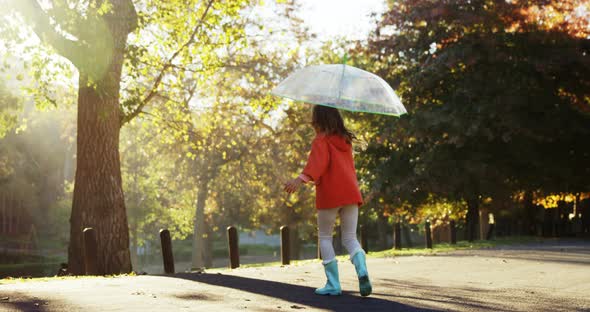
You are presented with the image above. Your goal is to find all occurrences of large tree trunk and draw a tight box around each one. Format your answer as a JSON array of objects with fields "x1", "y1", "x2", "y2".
[
  {"x1": 68, "y1": 73, "x2": 131, "y2": 275},
  {"x1": 11, "y1": 0, "x2": 137, "y2": 275},
  {"x1": 191, "y1": 185, "x2": 208, "y2": 270},
  {"x1": 67, "y1": 3, "x2": 134, "y2": 274}
]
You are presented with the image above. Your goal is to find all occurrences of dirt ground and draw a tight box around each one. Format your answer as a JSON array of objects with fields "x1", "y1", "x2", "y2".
[{"x1": 1, "y1": 239, "x2": 589, "y2": 312}]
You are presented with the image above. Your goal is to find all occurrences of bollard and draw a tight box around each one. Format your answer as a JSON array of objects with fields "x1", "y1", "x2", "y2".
[
  {"x1": 393, "y1": 222, "x2": 402, "y2": 250},
  {"x1": 227, "y1": 226, "x2": 239, "y2": 269},
  {"x1": 159, "y1": 229, "x2": 175, "y2": 274},
  {"x1": 280, "y1": 225, "x2": 290, "y2": 265},
  {"x1": 83, "y1": 227, "x2": 98, "y2": 275},
  {"x1": 425, "y1": 221, "x2": 433, "y2": 249},
  {"x1": 360, "y1": 225, "x2": 369, "y2": 253},
  {"x1": 450, "y1": 220, "x2": 457, "y2": 245}
]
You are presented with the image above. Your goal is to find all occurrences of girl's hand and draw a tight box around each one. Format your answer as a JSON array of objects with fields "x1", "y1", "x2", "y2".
[{"x1": 284, "y1": 177, "x2": 303, "y2": 194}]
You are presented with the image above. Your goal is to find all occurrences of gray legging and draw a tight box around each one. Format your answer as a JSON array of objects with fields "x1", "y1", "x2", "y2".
[{"x1": 317, "y1": 204, "x2": 363, "y2": 264}]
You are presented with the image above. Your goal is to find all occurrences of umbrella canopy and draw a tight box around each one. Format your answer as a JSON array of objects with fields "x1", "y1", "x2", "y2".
[{"x1": 271, "y1": 64, "x2": 407, "y2": 116}]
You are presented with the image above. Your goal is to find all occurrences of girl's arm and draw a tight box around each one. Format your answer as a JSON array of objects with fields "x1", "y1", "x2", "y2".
[
  {"x1": 298, "y1": 173, "x2": 311, "y2": 183},
  {"x1": 301, "y1": 136, "x2": 330, "y2": 183},
  {"x1": 284, "y1": 175, "x2": 306, "y2": 193},
  {"x1": 284, "y1": 137, "x2": 329, "y2": 193}
]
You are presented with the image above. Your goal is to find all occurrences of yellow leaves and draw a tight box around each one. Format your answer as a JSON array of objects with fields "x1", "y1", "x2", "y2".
[
  {"x1": 186, "y1": 151, "x2": 196, "y2": 160},
  {"x1": 14, "y1": 118, "x2": 28, "y2": 134},
  {"x1": 533, "y1": 193, "x2": 590, "y2": 209},
  {"x1": 96, "y1": 1, "x2": 114, "y2": 16}
]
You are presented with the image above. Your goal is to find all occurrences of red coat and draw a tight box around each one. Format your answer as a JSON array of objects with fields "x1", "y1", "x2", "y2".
[{"x1": 302, "y1": 133, "x2": 363, "y2": 209}]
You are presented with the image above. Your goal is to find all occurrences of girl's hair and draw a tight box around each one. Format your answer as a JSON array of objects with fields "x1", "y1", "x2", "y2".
[{"x1": 311, "y1": 105, "x2": 356, "y2": 144}]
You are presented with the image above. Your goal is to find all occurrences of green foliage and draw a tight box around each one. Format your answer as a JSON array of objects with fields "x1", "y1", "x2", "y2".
[
  {"x1": 0, "y1": 79, "x2": 21, "y2": 139},
  {"x1": 354, "y1": 0, "x2": 590, "y2": 224},
  {"x1": 0, "y1": 105, "x2": 74, "y2": 253},
  {"x1": 1, "y1": 0, "x2": 317, "y2": 267},
  {"x1": 114, "y1": 1, "x2": 319, "y2": 262},
  {"x1": 120, "y1": 0, "x2": 254, "y2": 124}
]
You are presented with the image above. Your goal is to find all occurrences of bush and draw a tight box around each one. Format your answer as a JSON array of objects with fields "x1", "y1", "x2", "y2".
[{"x1": 0, "y1": 262, "x2": 62, "y2": 278}]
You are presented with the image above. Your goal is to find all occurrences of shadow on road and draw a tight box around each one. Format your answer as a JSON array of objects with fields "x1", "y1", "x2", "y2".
[
  {"x1": 2, "y1": 296, "x2": 55, "y2": 312},
  {"x1": 170, "y1": 272, "x2": 441, "y2": 312}
]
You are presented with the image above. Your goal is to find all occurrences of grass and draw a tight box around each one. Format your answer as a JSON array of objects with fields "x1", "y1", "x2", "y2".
[
  {"x1": 231, "y1": 236, "x2": 545, "y2": 269},
  {"x1": 0, "y1": 236, "x2": 548, "y2": 282},
  {"x1": 0, "y1": 273, "x2": 137, "y2": 285},
  {"x1": 370, "y1": 236, "x2": 543, "y2": 257},
  {"x1": 214, "y1": 236, "x2": 537, "y2": 271}
]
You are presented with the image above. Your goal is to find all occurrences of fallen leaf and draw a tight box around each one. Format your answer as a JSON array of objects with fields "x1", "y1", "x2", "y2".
[{"x1": 290, "y1": 305, "x2": 305, "y2": 309}]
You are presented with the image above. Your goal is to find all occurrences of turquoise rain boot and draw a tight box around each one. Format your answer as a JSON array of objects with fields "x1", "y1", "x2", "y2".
[
  {"x1": 315, "y1": 259, "x2": 342, "y2": 296},
  {"x1": 351, "y1": 250, "x2": 372, "y2": 296}
]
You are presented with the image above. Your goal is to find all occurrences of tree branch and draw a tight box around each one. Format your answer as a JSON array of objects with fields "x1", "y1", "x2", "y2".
[
  {"x1": 10, "y1": 0, "x2": 85, "y2": 69},
  {"x1": 120, "y1": 0, "x2": 216, "y2": 127}
]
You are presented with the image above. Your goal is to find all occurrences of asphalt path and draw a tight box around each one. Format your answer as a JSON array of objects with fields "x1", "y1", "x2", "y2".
[{"x1": 1, "y1": 239, "x2": 589, "y2": 311}]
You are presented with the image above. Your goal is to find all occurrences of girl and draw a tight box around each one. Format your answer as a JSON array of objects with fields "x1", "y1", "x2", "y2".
[{"x1": 284, "y1": 105, "x2": 372, "y2": 297}]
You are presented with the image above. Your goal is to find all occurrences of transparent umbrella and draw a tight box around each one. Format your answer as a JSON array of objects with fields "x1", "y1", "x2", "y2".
[{"x1": 271, "y1": 64, "x2": 407, "y2": 116}]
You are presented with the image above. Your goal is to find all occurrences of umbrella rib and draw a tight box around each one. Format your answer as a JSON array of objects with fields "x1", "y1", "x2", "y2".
[{"x1": 336, "y1": 64, "x2": 346, "y2": 104}]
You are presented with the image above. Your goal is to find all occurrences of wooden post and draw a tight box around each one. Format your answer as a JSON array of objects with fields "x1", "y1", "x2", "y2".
[
  {"x1": 393, "y1": 222, "x2": 402, "y2": 250},
  {"x1": 425, "y1": 221, "x2": 433, "y2": 249},
  {"x1": 360, "y1": 225, "x2": 369, "y2": 252},
  {"x1": 227, "y1": 226, "x2": 239, "y2": 269},
  {"x1": 83, "y1": 227, "x2": 98, "y2": 275},
  {"x1": 280, "y1": 225, "x2": 290, "y2": 265},
  {"x1": 159, "y1": 229, "x2": 175, "y2": 274},
  {"x1": 450, "y1": 220, "x2": 457, "y2": 245}
]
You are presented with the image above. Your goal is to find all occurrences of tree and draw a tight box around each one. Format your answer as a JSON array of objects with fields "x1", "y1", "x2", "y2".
[
  {"x1": 138, "y1": 0, "x2": 315, "y2": 267},
  {"x1": 4, "y1": 0, "x2": 139, "y2": 274},
  {"x1": 3, "y1": 0, "x2": 253, "y2": 274},
  {"x1": 358, "y1": 0, "x2": 590, "y2": 240}
]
